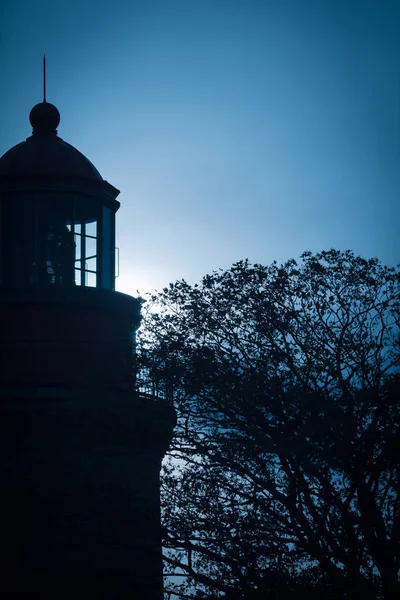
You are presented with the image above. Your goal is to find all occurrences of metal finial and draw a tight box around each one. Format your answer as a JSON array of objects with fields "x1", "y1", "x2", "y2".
[{"x1": 43, "y1": 55, "x2": 46, "y2": 103}]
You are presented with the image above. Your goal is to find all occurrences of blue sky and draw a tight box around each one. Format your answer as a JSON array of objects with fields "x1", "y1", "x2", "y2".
[{"x1": 1, "y1": 0, "x2": 399, "y2": 296}]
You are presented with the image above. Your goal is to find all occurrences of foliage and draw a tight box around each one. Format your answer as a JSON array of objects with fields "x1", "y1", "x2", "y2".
[{"x1": 136, "y1": 250, "x2": 400, "y2": 599}]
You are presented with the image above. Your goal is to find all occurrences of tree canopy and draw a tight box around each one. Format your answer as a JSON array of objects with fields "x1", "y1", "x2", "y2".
[{"x1": 135, "y1": 249, "x2": 400, "y2": 600}]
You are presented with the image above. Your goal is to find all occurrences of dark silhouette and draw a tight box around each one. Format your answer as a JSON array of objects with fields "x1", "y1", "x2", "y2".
[
  {"x1": 39, "y1": 222, "x2": 75, "y2": 285},
  {"x1": 0, "y1": 93, "x2": 176, "y2": 599},
  {"x1": 136, "y1": 250, "x2": 400, "y2": 600}
]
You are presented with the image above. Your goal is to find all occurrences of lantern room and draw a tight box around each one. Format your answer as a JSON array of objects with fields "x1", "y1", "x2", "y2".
[{"x1": 0, "y1": 101, "x2": 120, "y2": 290}]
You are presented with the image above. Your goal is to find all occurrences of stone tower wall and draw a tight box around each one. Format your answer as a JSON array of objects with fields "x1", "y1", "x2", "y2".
[
  {"x1": 0, "y1": 388, "x2": 175, "y2": 599},
  {"x1": 0, "y1": 288, "x2": 176, "y2": 599}
]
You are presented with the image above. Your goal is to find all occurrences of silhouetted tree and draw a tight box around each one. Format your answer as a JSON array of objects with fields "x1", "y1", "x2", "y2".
[{"x1": 136, "y1": 250, "x2": 400, "y2": 600}]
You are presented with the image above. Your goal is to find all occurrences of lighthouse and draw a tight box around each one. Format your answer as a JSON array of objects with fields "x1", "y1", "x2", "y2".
[{"x1": 0, "y1": 87, "x2": 175, "y2": 598}]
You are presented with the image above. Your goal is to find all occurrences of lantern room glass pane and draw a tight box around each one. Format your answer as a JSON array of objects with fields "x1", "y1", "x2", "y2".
[
  {"x1": 87, "y1": 271, "x2": 96, "y2": 288},
  {"x1": 86, "y1": 221, "x2": 96, "y2": 237},
  {"x1": 86, "y1": 236, "x2": 96, "y2": 259},
  {"x1": 69, "y1": 197, "x2": 99, "y2": 288},
  {"x1": 74, "y1": 232, "x2": 81, "y2": 260}
]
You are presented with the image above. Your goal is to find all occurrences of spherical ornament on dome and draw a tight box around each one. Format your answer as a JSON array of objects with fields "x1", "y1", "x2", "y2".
[{"x1": 29, "y1": 102, "x2": 60, "y2": 134}]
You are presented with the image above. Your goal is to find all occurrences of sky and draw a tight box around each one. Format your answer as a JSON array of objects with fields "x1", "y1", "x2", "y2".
[{"x1": 1, "y1": 0, "x2": 399, "y2": 297}]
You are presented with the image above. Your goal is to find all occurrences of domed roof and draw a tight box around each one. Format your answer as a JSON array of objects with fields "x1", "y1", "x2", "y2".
[{"x1": 0, "y1": 102, "x2": 103, "y2": 182}]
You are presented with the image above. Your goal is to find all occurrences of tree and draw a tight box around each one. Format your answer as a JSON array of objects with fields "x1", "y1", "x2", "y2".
[{"x1": 135, "y1": 249, "x2": 400, "y2": 599}]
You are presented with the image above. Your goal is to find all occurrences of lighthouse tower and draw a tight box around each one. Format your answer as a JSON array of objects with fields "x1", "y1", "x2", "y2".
[{"x1": 0, "y1": 94, "x2": 175, "y2": 598}]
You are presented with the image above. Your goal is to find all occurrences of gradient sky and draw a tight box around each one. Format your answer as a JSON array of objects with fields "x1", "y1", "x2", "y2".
[{"x1": 1, "y1": 0, "x2": 399, "y2": 297}]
